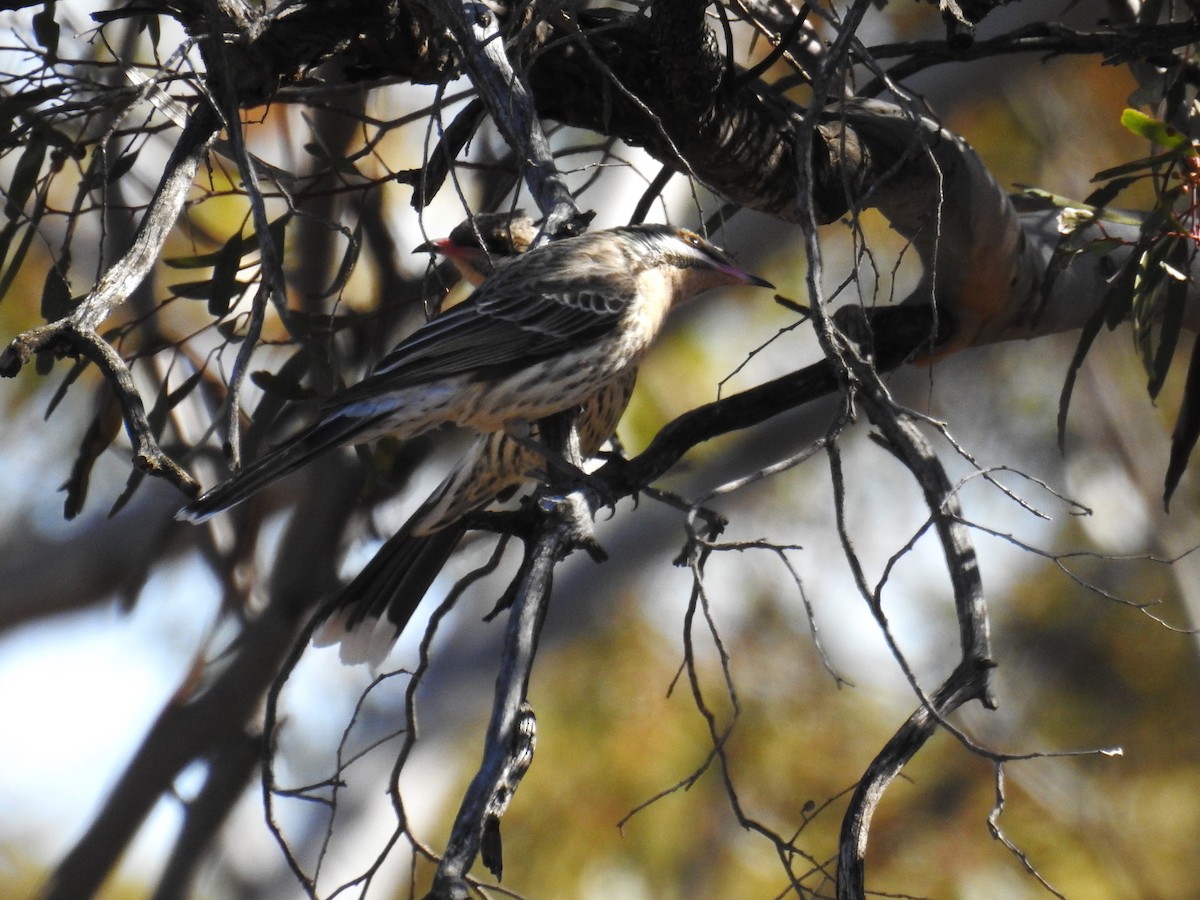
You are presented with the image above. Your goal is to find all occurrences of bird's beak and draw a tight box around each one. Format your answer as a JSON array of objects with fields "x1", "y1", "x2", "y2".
[
  {"x1": 413, "y1": 238, "x2": 453, "y2": 256},
  {"x1": 719, "y1": 264, "x2": 774, "y2": 290}
]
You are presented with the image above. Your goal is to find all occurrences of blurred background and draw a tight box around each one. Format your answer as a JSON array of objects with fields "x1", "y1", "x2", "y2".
[{"x1": 0, "y1": 1, "x2": 1198, "y2": 898}]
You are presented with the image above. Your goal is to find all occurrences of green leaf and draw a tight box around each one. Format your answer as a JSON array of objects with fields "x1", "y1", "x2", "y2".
[
  {"x1": 1132, "y1": 256, "x2": 1163, "y2": 373},
  {"x1": 322, "y1": 222, "x2": 360, "y2": 300},
  {"x1": 39, "y1": 266, "x2": 74, "y2": 321},
  {"x1": 242, "y1": 350, "x2": 317, "y2": 448},
  {"x1": 169, "y1": 279, "x2": 222, "y2": 300},
  {"x1": 32, "y1": 1, "x2": 59, "y2": 58},
  {"x1": 112, "y1": 370, "x2": 176, "y2": 516},
  {"x1": 282, "y1": 309, "x2": 351, "y2": 338},
  {"x1": 1057, "y1": 247, "x2": 1145, "y2": 451},
  {"x1": 251, "y1": 369, "x2": 317, "y2": 401},
  {"x1": 303, "y1": 141, "x2": 359, "y2": 176},
  {"x1": 1164, "y1": 336, "x2": 1200, "y2": 508},
  {"x1": 164, "y1": 214, "x2": 290, "y2": 269},
  {"x1": 1142, "y1": 237, "x2": 1190, "y2": 400},
  {"x1": 0, "y1": 85, "x2": 63, "y2": 149},
  {"x1": 110, "y1": 468, "x2": 145, "y2": 518},
  {"x1": 216, "y1": 319, "x2": 246, "y2": 343},
  {"x1": 61, "y1": 387, "x2": 122, "y2": 520},
  {"x1": 1102, "y1": 248, "x2": 1140, "y2": 331},
  {"x1": 1149, "y1": 268, "x2": 1187, "y2": 400},
  {"x1": 164, "y1": 367, "x2": 206, "y2": 411},
  {"x1": 267, "y1": 214, "x2": 289, "y2": 259},
  {"x1": 143, "y1": 11, "x2": 160, "y2": 48},
  {"x1": 1082, "y1": 177, "x2": 1144, "y2": 214},
  {"x1": 1035, "y1": 210, "x2": 1096, "y2": 325},
  {"x1": 0, "y1": 220, "x2": 38, "y2": 303},
  {"x1": 1092, "y1": 150, "x2": 1178, "y2": 182},
  {"x1": 45, "y1": 358, "x2": 88, "y2": 419},
  {"x1": 164, "y1": 249, "x2": 225, "y2": 269},
  {"x1": 1059, "y1": 292, "x2": 1114, "y2": 453},
  {"x1": 208, "y1": 232, "x2": 244, "y2": 317},
  {"x1": 5, "y1": 136, "x2": 47, "y2": 220},
  {"x1": 1120, "y1": 108, "x2": 1191, "y2": 150},
  {"x1": 105, "y1": 148, "x2": 140, "y2": 184}
]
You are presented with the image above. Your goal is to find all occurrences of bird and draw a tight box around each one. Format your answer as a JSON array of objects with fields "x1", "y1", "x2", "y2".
[
  {"x1": 414, "y1": 210, "x2": 537, "y2": 287},
  {"x1": 316, "y1": 369, "x2": 639, "y2": 663},
  {"x1": 178, "y1": 223, "x2": 772, "y2": 526},
  {"x1": 312, "y1": 215, "x2": 634, "y2": 661},
  {"x1": 403, "y1": 211, "x2": 635, "y2": 533}
]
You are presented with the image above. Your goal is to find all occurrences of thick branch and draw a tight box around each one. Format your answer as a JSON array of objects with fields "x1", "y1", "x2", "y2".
[
  {"x1": 528, "y1": 11, "x2": 858, "y2": 222},
  {"x1": 837, "y1": 657, "x2": 994, "y2": 900},
  {"x1": 596, "y1": 305, "x2": 949, "y2": 498},
  {"x1": 526, "y1": 13, "x2": 1200, "y2": 361},
  {"x1": 428, "y1": 0, "x2": 580, "y2": 234},
  {"x1": 160, "y1": 0, "x2": 456, "y2": 97}
]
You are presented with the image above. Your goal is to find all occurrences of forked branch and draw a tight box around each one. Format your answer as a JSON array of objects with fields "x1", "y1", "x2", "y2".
[{"x1": 0, "y1": 105, "x2": 221, "y2": 496}]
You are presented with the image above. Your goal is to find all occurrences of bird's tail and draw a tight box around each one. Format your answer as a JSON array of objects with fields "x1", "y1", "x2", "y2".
[
  {"x1": 314, "y1": 522, "x2": 468, "y2": 665},
  {"x1": 314, "y1": 433, "x2": 529, "y2": 664},
  {"x1": 176, "y1": 411, "x2": 385, "y2": 523}
]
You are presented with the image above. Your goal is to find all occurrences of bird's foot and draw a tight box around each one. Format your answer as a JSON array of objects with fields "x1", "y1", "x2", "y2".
[
  {"x1": 537, "y1": 491, "x2": 608, "y2": 562},
  {"x1": 507, "y1": 427, "x2": 622, "y2": 519}
]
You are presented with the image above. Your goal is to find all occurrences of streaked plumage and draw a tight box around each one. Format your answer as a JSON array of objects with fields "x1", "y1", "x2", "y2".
[
  {"x1": 318, "y1": 371, "x2": 638, "y2": 664},
  {"x1": 314, "y1": 215, "x2": 631, "y2": 662},
  {"x1": 179, "y1": 224, "x2": 771, "y2": 524}
]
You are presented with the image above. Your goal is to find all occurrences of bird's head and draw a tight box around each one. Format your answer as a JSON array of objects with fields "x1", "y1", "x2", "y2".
[
  {"x1": 414, "y1": 211, "x2": 537, "y2": 286},
  {"x1": 621, "y1": 224, "x2": 774, "y2": 299}
]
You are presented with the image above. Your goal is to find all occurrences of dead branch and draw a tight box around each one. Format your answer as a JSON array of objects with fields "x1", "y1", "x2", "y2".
[
  {"x1": 836, "y1": 657, "x2": 994, "y2": 899},
  {"x1": 40, "y1": 460, "x2": 360, "y2": 900},
  {"x1": 427, "y1": 0, "x2": 580, "y2": 236},
  {"x1": 0, "y1": 105, "x2": 220, "y2": 495},
  {"x1": 430, "y1": 414, "x2": 598, "y2": 897},
  {"x1": 3, "y1": 3, "x2": 1198, "y2": 898}
]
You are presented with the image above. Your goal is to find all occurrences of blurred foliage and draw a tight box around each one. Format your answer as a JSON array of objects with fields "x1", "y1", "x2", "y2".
[
  {"x1": 392, "y1": 548, "x2": 1200, "y2": 899},
  {"x1": 1, "y1": 1, "x2": 1200, "y2": 899}
]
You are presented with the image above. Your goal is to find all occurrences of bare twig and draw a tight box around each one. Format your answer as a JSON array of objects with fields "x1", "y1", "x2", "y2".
[
  {"x1": 430, "y1": 414, "x2": 595, "y2": 897},
  {"x1": 428, "y1": 0, "x2": 580, "y2": 236},
  {"x1": 200, "y1": 0, "x2": 293, "y2": 468},
  {"x1": 836, "y1": 658, "x2": 993, "y2": 900},
  {"x1": 0, "y1": 104, "x2": 221, "y2": 496},
  {"x1": 40, "y1": 461, "x2": 358, "y2": 900}
]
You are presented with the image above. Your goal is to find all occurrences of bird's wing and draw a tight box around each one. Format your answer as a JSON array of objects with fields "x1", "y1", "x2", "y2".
[{"x1": 331, "y1": 264, "x2": 636, "y2": 404}]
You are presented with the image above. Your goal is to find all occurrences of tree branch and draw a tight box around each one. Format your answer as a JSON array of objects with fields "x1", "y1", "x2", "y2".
[
  {"x1": 430, "y1": 416, "x2": 596, "y2": 896},
  {"x1": 595, "y1": 304, "x2": 950, "y2": 499},
  {"x1": 836, "y1": 657, "x2": 994, "y2": 900},
  {"x1": 40, "y1": 461, "x2": 359, "y2": 900},
  {"x1": 427, "y1": 512, "x2": 559, "y2": 895},
  {"x1": 428, "y1": 0, "x2": 580, "y2": 235},
  {"x1": 0, "y1": 105, "x2": 220, "y2": 496}
]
